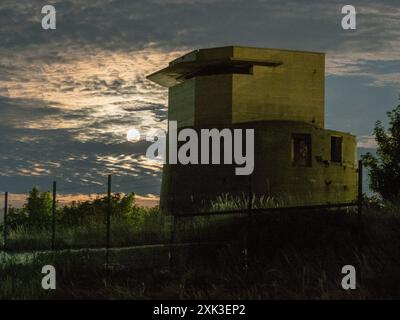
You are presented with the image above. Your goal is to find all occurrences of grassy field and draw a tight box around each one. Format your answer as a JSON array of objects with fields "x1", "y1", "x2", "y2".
[
  {"x1": 1, "y1": 201, "x2": 400, "y2": 299},
  {"x1": 1, "y1": 192, "x2": 167, "y2": 251},
  {"x1": 3, "y1": 215, "x2": 168, "y2": 252}
]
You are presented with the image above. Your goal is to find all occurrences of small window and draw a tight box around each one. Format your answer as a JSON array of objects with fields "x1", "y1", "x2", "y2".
[
  {"x1": 331, "y1": 136, "x2": 342, "y2": 163},
  {"x1": 292, "y1": 134, "x2": 312, "y2": 167}
]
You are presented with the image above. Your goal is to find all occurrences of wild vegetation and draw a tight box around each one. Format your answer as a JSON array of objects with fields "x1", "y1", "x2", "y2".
[
  {"x1": 362, "y1": 103, "x2": 400, "y2": 202},
  {"x1": 1, "y1": 197, "x2": 400, "y2": 299},
  {"x1": 2, "y1": 187, "x2": 165, "y2": 251}
]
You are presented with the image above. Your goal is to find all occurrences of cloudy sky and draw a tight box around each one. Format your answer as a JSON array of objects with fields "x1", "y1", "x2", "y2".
[{"x1": 0, "y1": 0, "x2": 399, "y2": 200}]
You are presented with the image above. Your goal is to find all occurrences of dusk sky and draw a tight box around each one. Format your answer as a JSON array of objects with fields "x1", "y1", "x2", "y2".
[{"x1": 0, "y1": 0, "x2": 399, "y2": 201}]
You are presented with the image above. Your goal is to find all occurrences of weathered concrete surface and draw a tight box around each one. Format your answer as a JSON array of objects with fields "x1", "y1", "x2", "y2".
[{"x1": 147, "y1": 46, "x2": 357, "y2": 214}]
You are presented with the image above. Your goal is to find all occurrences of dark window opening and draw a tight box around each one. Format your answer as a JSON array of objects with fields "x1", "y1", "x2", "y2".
[
  {"x1": 183, "y1": 63, "x2": 253, "y2": 80},
  {"x1": 292, "y1": 134, "x2": 312, "y2": 167},
  {"x1": 331, "y1": 136, "x2": 342, "y2": 163}
]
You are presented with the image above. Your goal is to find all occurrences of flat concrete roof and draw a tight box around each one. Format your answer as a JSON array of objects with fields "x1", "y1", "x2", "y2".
[{"x1": 147, "y1": 46, "x2": 325, "y2": 87}]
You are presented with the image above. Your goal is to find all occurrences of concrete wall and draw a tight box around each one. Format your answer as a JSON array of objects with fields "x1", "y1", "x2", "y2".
[
  {"x1": 252, "y1": 122, "x2": 357, "y2": 206},
  {"x1": 194, "y1": 74, "x2": 233, "y2": 127},
  {"x1": 167, "y1": 47, "x2": 325, "y2": 129},
  {"x1": 160, "y1": 121, "x2": 358, "y2": 214},
  {"x1": 168, "y1": 79, "x2": 195, "y2": 127},
  {"x1": 232, "y1": 48, "x2": 325, "y2": 127},
  {"x1": 168, "y1": 74, "x2": 233, "y2": 128},
  {"x1": 154, "y1": 46, "x2": 357, "y2": 214}
]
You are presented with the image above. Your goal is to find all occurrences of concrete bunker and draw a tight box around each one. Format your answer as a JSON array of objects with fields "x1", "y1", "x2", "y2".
[{"x1": 147, "y1": 46, "x2": 358, "y2": 214}]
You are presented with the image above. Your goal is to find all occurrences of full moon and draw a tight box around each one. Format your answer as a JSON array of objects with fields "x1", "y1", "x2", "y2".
[{"x1": 126, "y1": 128, "x2": 141, "y2": 142}]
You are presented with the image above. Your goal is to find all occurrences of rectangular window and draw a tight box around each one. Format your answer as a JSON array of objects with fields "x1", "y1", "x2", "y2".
[
  {"x1": 331, "y1": 136, "x2": 342, "y2": 163},
  {"x1": 292, "y1": 134, "x2": 312, "y2": 167}
]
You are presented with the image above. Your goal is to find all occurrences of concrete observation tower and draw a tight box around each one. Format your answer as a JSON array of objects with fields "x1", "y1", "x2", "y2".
[{"x1": 147, "y1": 46, "x2": 358, "y2": 214}]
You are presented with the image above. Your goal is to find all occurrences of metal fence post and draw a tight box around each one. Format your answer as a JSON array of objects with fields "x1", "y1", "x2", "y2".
[
  {"x1": 106, "y1": 174, "x2": 112, "y2": 267},
  {"x1": 245, "y1": 174, "x2": 253, "y2": 271},
  {"x1": 169, "y1": 214, "x2": 176, "y2": 272},
  {"x1": 51, "y1": 181, "x2": 56, "y2": 250},
  {"x1": 358, "y1": 160, "x2": 363, "y2": 222},
  {"x1": 3, "y1": 192, "x2": 8, "y2": 250}
]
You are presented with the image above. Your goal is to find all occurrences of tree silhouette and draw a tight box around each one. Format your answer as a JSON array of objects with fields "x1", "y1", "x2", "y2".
[
  {"x1": 24, "y1": 187, "x2": 52, "y2": 227},
  {"x1": 362, "y1": 103, "x2": 400, "y2": 202}
]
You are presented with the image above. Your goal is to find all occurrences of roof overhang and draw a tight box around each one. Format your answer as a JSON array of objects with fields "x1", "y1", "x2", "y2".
[{"x1": 147, "y1": 57, "x2": 282, "y2": 87}]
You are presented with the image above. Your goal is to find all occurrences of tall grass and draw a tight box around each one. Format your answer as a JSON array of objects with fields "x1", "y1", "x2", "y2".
[
  {"x1": 209, "y1": 193, "x2": 283, "y2": 211},
  {"x1": 2, "y1": 206, "x2": 168, "y2": 252}
]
